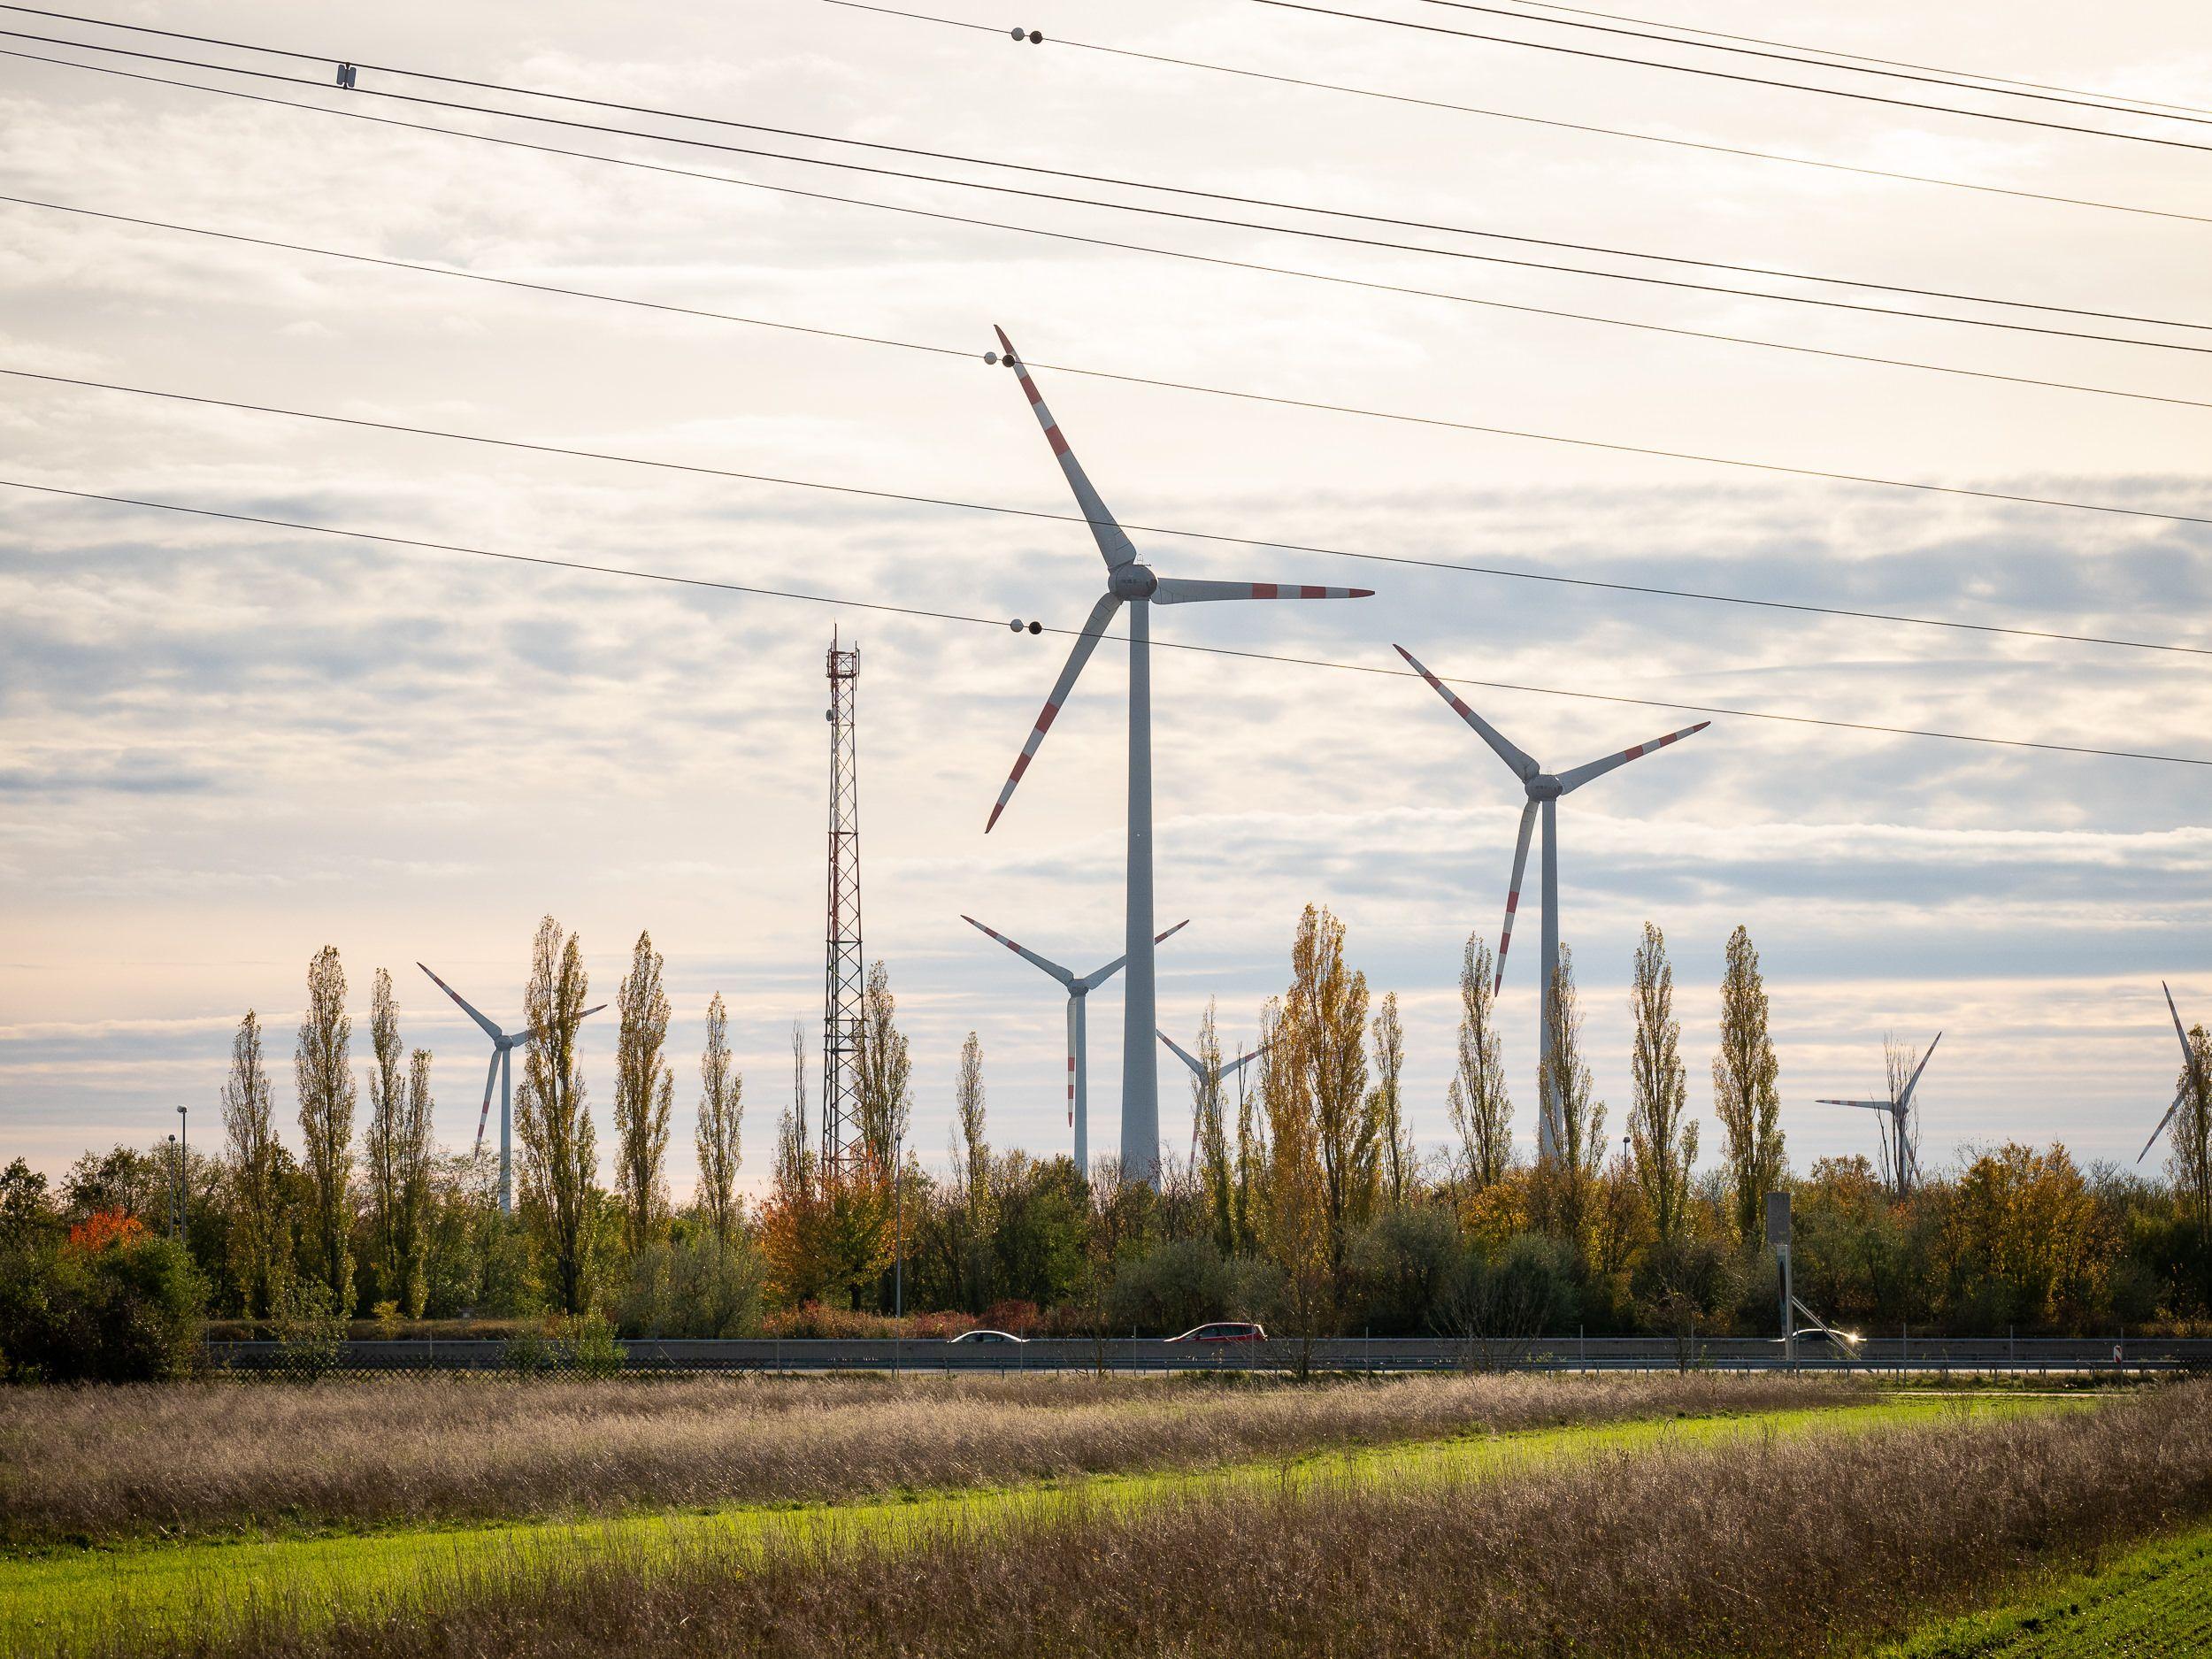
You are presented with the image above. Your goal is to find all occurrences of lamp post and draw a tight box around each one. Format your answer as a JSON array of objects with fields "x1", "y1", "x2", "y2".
[{"x1": 176, "y1": 1105, "x2": 188, "y2": 1239}]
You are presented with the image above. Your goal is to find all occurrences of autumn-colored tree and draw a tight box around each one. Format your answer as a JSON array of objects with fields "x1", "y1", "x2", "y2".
[
  {"x1": 953, "y1": 1030, "x2": 990, "y2": 1227},
  {"x1": 294, "y1": 945, "x2": 356, "y2": 1313},
  {"x1": 1628, "y1": 923, "x2": 1697, "y2": 1244},
  {"x1": 1713, "y1": 925, "x2": 1786, "y2": 1245},
  {"x1": 1448, "y1": 933, "x2": 1514, "y2": 1194},
  {"x1": 220, "y1": 1009, "x2": 287, "y2": 1316},
  {"x1": 397, "y1": 1048, "x2": 434, "y2": 1317},
  {"x1": 756, "y1": 1094, "x2": 831, "y2": 1307},
  {"x1": 517, "y1": 916, "x2": 599, "y2": 1314},
  {"x1": 612, "y1": 930, "x2": 674, "y2": 1259},
  {"x1": 1284, "y1": 903, "x2": 1375, "y2": 1271},
  {"x1": 1938, "y1": 1142, "x2": 2112, "y2": 1329},
  {"x1": 695, "y1": 992, "x2": 745, "y2": 1246},
  {"x1": 1530, "y1": 945, "x2": 1606, "y2": 1248},
  {"x1": 1188, "y1": 1002, "x2": 1237, "y2": 1256},
  {"x1": 1260, "y1": 996, "x2": 1336, "y2": 1371},
  {"x1": 1370, "y1": 992, "x2": 1413, "y2": 1210},
  {"x1": 1233, "y1": 1005, "x2": 1272, "y2": 1257}
]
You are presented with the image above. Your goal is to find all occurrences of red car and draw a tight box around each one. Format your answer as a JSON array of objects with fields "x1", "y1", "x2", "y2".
[{"x1": 1165, "y1": 1322, "x2": 1268, "y2": 1343}]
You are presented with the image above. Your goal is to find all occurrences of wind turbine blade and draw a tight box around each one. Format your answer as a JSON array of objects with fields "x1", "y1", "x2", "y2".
[
  {"x1": 995, "y1": 326, "x2": 1137, "y2": 571},
  {"x1": 577, "y1": 1002, "x2": 608, "y2": 1021},
  {"x1": 419, "y1": 962, "x2": 503, "y2": 1041},
  {"x1": 1555, "y1": 720, "x2": 1710, "y2": 795},
  {"x1": 1156, "y1": 1030, "x2": 1208, "y2": 1079},
  {"x1": 1393, "y1": 645, "x2": 1540, "y2": 781},
  {"x1": 473, "y1": 1049, "x2": 500, "y2": 1153},
  {"x1": 961, "y1": 914, "x2": 1074, "y2": 985},
  {"x1": 1083, "y1": 918, "x2": 1189, "y2": 989},
  {"x1": 2140, "y1": 1088, "x2": 2187, "y2": 1163},
  {"x1": 2165, "y1": 982, "x2": 2207, "y2": 1088},
  {"x1": 1898, "y1": 1030, "x2": 1943, "y2": 1109},
  {"x1": 1152, "y1": 578, "x2": 1371, "y2": 603},
  {"x1": 1495, "y1": 797, "x2": 1539, "y2": 994},
  {"x1": 1223, "y1": 1043, "x2": 1270, "y2": 1078},
  {"x1": 987, "y1": 591, "x2": 1122, "y2": 833},
  {"x1": 1819, "y1": 1098, "x2": 1901, "y2": 1113}
]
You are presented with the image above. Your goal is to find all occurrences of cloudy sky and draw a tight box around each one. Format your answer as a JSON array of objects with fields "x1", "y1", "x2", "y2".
[{"x1": 3, "y1": 0, "x2": 2207, "y2": 1200}]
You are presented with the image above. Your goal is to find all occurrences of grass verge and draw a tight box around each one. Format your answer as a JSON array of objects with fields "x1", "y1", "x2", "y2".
[
  {"x1": 4, "y1": 1394, "x2": 2024, "y2": 1655},
  {"x1": 1872, "y1": 1519, "x2": 2212, "y2": 1656}
]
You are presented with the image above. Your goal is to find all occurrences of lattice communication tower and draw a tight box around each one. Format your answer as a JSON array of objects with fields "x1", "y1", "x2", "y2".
[{"x1": 820, "y1": 630, "x2": 866, "y2": 1171}]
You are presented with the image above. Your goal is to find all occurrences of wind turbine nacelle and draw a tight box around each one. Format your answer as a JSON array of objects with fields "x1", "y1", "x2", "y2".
[
  {"x1": 1110, "y1": 564, "x2": 1159, "y2": 599},
  {"x1": 1527, "y1": 774, "x2": 1564, "y2": 801}
]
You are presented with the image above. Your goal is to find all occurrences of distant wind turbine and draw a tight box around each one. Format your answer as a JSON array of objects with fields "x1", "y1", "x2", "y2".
[
  {"x1": 962, "y1": 914, "x2": 1189, "y2": 1175},
  {"x1": 2139, "y1": 982, "x2": 2208, "y2": 1164},
  {"x1": 983, "y1": 326, "x2": 1371, "y2": 1181},
  {"x1": 1158, "y1": 1029, "x2": 1269, "y2": 1161},
  {"x1": 418, "y1": 962, "x2": 605, "y2": 1215},
  {"x1": 1819, "y1": 1031, "x2": 1941, "y2": 1200},
  {"x1": 1394, "y1": 643, "x2": 1707, "y2": 1160}
]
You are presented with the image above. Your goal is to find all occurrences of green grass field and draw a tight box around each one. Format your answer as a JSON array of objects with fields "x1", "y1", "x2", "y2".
[
  {"x1": 1877, "y1": 1520, "x2": 2212, "y2": 1657},
  {"x1": 4, "y1": 1394, "x2": 2059, "y2": 1655}
]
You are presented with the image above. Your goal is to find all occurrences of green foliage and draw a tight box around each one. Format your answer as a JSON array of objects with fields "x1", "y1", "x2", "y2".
[
  {"x1": 1105, "y1": 1237, "x2": 1279, "y2": 1334},
  {"x1": 559, "y1": 1312, "x2": 626, "y2": 1379},
  {"x1": 272, "y1": 1277, "x2": 347, "y2": 1381},
  {"x1": 615, "y1": 1232, "x2": 765, "y2": 1339},
  {"x1": 1348, "y1": 1206, "x2": 1463, "y2": 1334},
  {"x1": 0, "y1": 1218, "x2": 205, "y2": 1383}
]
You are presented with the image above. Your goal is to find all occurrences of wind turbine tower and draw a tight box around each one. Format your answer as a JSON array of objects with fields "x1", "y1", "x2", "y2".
[
  {"x1": 1159, "y1": 1028, "x2": 1269, "y2": 1160},
  {"x1": 419, "y1": 962, "x2": 604, "y2": 1214},
  {"x1": 1394, "y1": 644, "x2": 1706, "y2": 1160},
  {"x1": 1819, "y1": 1031, "x2": 1942, "y2": 1200},
  {"x1": 984, "y1": 327, "x2": 1371, "y2": 1182},
  {"x1": 822, "y1": 628, "x2": 867, "y2": 1175},
  {"x1": 962, "y1": 915, "x2": 1189, "y2": 1174}
]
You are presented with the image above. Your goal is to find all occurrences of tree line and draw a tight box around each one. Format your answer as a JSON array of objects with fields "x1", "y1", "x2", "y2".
[{"x1": 4, "y1": 905, "x2": 2208, "y2": 1379}]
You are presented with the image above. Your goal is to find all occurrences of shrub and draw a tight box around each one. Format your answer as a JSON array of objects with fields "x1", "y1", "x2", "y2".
[
  {"x1": 0, "y1": 1218, "x2": 204, "y2": 1382},
  {"x1": 615, "y1": 1234, "x2": 765, "y2": 1340},
  {"x1": 560, "y1": 1313, "x2": 626, "y2": 1379},
  {"x1": 271, "y1": 1279, "x2": 347, "y2": 1382}
]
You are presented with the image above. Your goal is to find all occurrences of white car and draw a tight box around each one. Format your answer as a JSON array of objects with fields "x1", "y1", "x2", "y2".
[{"x1": 947, "y1": 1328, "x2": 1026, "y2": 1344}]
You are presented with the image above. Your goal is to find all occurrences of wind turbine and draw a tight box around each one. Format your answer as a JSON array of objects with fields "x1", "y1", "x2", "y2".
[
  {"x1": 418, "y1": 963, "x2": 605, "y2": 1216},
  {"x1": 1158, "y1": 1029, "x2": 1269, "y2": 1161},
  {"x1": 983, "y1": 327, "x2": 1371, "y2": 1182},
  {"x1": 1394, "y1": 643, "x2": 1707, "y2": 1161},
  {"x1": 961, "y1": 914, "x2": 1189, "y2": 1175},
  {"x1": 1818, "y1": 1032, "x2": 1941, "y2": 1200},
  {"x1": 2139, "y1": 982, "x2": 2208, "y2": 1164}
]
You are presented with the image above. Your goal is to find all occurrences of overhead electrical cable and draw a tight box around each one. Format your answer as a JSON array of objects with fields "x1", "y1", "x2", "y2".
[
  {"x1": 1503, "y1": 0, "x2": 2212, "y2": 120},
  {"x1": 8, "y1": 476, "x2": 2206, "y2": 770},
  {"x1": 5, "y1": 25, "x2": 2208, "y2": 350},
  {"x1": 9, "y1": 364, "x2": 2212, "y2": 662},
  {"x1": 18, "y1": 46, "x2": 2212, "y2": 389},
  {"x1": 1415, "y1": 0, "x2": 2212, "y2": 128},
  {"x1": 1248, "y1": 0, "x2": 2212, "y2": 153},
  {"x1": 817, "y1": 2, "x2": 2211, "y2": 227},
  {"x1": 7, "y1": 193, "x2": 2206, "y2": 433}
]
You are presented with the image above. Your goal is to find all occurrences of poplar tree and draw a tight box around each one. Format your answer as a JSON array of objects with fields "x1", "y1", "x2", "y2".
[
  {"x1": 1233, "y1": 1002, "x2": 1274, "y2": 1257},
  {"x1": 695, "y1": 992, "x2": 745, "y2": 1245},
  {"x1": 853, "y1": 961, "x2": 911, "y2": 1171},
  {"x1": 1448, "y1": 933, "x2": 1514, "y2": 1191},
  {"x1": 1535, "y1": 944, "x2": 1605, "y2": 1245},
  {"x1": 518, "y1": 915, "x2": 598, "y2": 1314},
  {"x1": 1286, "y1": 903, "x2": 1373, "y2": 1270},
  {"x1": 1370, "y1": 992, "x2": 1412, "y2": 1210},
  {"x1": 1713, "y1": 924, "x2": 1786, "y2": 1244},
  {"x1": 612, "y1": 930, "x2": 673, "y2": 1259},
  {"x1": 220, "y1": 1009, "x2": 286, "y2": 1316},
  {"x1": 364, "y1": 968, "x2": 407, "y2": 1308},
  {"x1": 294, "y1": 944, "x2": 357, "y2": 1313},
  {"x1": 954, "y1": 1030, "x2": 989, "y2": 1224},
  {"x1": 1628, "y1": 923, "x2": 1697, "y2": 1243},
  {"x1": 1261, "y1": 995, "x2": 1334, "y2": 1368},
  {"x1": 397, "y1": 1048, "x2": 434, "y2": 1316},
  {"x1": 2171, "y1": 1022, "x2": 2212, "y2": 1244},
  {"x1": 1192, "y1": 1001, "x2": 1236, "y2": 1255}
]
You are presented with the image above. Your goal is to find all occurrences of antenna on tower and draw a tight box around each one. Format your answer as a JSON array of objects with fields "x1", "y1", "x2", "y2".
[{"x1": 821, "y1": 628, "x2": 865, "y2": 1174}]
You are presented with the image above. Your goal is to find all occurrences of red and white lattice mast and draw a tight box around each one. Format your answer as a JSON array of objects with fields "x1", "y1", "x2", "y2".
[{"x1": 820, "y1": 629, "x2": 866, "y2": 1174}]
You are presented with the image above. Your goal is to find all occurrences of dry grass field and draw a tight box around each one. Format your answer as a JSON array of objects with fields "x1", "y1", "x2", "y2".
[
  {"x1": 0, "y1": 1370, "x2": 1860, "y2": 1545},
  {"x1": 150, "y1": 1379, "x2": 2212, "y2": 1659}
]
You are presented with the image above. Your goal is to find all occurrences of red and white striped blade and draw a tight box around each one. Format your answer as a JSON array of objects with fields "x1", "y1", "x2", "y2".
[
  {"x1": 1393, "y1": 644, "x2": 1540, "y2": 781},
  {"x1": 961, "y1": 913, "x2": 1073, "y2": 984},
  {"x1": 419, "y1": 960, "x2": 503, "y2": 1041},
  {"x1": 1555, "y1": 720, "x2": 1710, "y2": 795},
  {"x1": 1156, "y1": 1029, "x2": 1206, "y2": 1079},
  {"x1": 1819, "y1": 1098, "x2": 1899, "y2": 1112},
  {"x1": 1084, "y1": 918, "x2": 1189, "y2": 989},
  {"x1": 995, "y1": 326, "x2": 1137, "y2": 571},
  {"x1": 1494, "y1": 797, "x2": 1538, "y2": 994},
  {"x1": 986, "y1": 591, "x2": 1121, "y2": 833},
  {"x1": 472, "y1": 1048, "x2": 500, "y2": 1154},
  {"x1": 1152, "y1": 577, "x2": 1372, "y2": 604}
]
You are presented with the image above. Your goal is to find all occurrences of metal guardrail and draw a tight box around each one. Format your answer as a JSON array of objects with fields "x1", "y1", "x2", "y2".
[{"x1": 203, "y1": 1334, "x2": 2212, "y2": 1374}]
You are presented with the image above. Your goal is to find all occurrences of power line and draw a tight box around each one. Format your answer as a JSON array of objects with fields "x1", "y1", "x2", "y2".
[
  {"x1": 1248, "y1": 0, "x2": 2212, "y2": 154},
  {"x1": 8, "y1": 363, "x2": 2212, "y2": 660},
  {"x1": 10, "y1": 191, "x2": 2202, "y2": 440},
  {"x1": 818, "y1": 2, "x2": 2212, "y2": 227},
  {"x1": 22, "y1": 45, "x2": 2212, "y2": 413},
  {"x1": 8, "y1": 26, "x2": 2210, "y2": 353},
  {"x1": 9, "y1": 476, "x2": 2206, "y2": 769},
  {"x1": 1416, "y1": 0, "x2": 2212, "y2": 128},
  {"x1": 1503, "y1": 0, "x2": 2212, "y2": 120}
]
